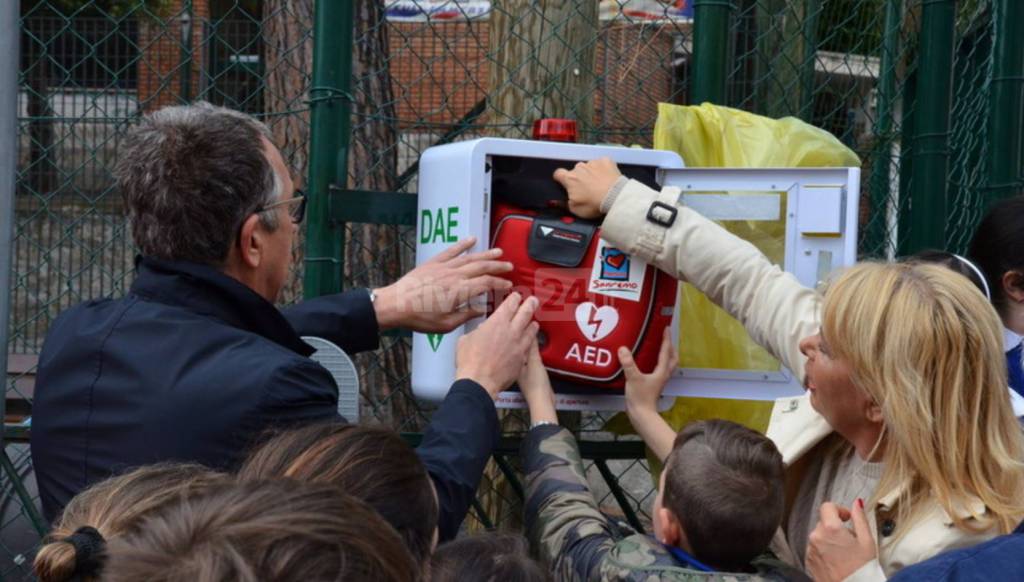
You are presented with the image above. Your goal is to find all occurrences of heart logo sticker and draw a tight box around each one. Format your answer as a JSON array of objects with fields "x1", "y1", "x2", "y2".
[
  {"x1": 575, "y1": 302, "x2": 619, "y2": 342},
  {"x1": 605, "y1": 253, "x2": 626, "y2": 269}
]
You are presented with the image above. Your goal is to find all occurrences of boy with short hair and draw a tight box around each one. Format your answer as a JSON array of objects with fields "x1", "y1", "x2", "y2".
[{"x1": 520, "y1": 329, "x2": 804, "y2": 581}]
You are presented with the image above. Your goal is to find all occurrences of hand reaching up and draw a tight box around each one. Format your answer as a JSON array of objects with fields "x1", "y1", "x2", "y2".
[
  {"x1": 619, "y1": 327, "x2": 677, "y2": 461},
  {"x1": 621, "y1": 327, "x2": 676, "y2": 416},
  {"x1": 518, "y1": 338, "x2": 557, "y2": 426},
  {"x1": 455, "y1": 292, "x2": 539, "y2": 399}
]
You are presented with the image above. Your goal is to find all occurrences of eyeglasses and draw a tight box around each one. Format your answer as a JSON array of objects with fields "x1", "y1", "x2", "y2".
[{"x1": 257, "y1": 189, "x2": 307, "y2": 224}]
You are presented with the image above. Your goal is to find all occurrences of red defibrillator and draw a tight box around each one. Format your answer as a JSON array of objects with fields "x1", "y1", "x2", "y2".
[{"x1": 488, "y1": 152, "x2": 677, "y2": 390}]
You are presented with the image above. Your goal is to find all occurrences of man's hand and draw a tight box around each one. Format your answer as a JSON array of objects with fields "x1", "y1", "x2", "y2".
[
  {"x1": 456, "y1": 292, "x2": 539, "y2": 399},
  {"x1": 621, "y1": 327, "x2": 675, "y2": 416},
  {"x1": 552, "y1": 157, "x2": 623, "y2": 219},
  {"x1": 373, "y1": 237, "x2": 513, "y2": 332},
  {"x1": 806, "y1": 500, "x2": 878, "y2": 582},
  {"x1": 518, "y1": 338, "x2": 557, "y2": 425}
]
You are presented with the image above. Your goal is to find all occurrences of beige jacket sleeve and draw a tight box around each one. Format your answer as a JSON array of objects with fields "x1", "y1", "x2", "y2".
[{"x1": 600, "y1": 179, "x2": 823, "y2": 384}]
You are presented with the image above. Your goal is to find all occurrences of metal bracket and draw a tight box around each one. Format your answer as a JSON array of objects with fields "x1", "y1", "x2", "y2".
[{"x1": 328, "y1": 187, "x2": 419, "y2": 227}]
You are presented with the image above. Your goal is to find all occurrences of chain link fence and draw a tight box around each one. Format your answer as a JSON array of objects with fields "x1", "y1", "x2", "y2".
[{"x1": 4, "y1": 0, "x2": 1022, "y2": 579}]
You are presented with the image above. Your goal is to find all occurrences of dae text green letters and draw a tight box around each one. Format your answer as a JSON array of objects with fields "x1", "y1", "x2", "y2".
[{"x1": 419, "y1": 206, "x2": 461, "y2": 244}]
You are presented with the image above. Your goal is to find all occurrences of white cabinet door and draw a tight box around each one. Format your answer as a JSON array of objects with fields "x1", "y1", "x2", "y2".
[{"x1": 658, "y1": 167, "x2": 861, "y2": 401}]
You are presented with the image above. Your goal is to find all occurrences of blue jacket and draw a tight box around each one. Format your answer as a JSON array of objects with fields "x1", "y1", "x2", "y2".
[
  {"x1": 889, "y1": 520, "x2": 1024, "y2": 581},
  {"x1": 30, "y1": 257, "x2": 498, "y2": 540}
]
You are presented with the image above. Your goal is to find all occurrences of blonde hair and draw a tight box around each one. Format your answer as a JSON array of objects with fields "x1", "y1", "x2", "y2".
[
  {"x1": 821, "y1": 262, "x2": 1024, "y2": 536},
  {"x1": 102, "y1": 480, "x2": 420, "y2": 582},
  {"x1": 33, "y1": 463, "x2": 228, "y2": 582}
]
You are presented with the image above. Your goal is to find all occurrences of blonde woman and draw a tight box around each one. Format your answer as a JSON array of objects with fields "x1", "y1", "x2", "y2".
[
  {"x1": 553, "y1": 159, "x2": 1024, "y2": 581},
  {"x1": 34, "y1": 463, "x2": 227, "y2": 582}
]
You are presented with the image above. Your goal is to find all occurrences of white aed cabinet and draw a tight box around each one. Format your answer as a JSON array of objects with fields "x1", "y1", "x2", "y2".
[{"x1": 411, "y1": 138, "x2": 860, "y2": 410}]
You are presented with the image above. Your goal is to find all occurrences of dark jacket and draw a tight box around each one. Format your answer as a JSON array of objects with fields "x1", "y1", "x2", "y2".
[
  {"x1": 888, "y1": 520, "x2": 1024, "y2": 581},
  {"x1": 31, "y1": 257, "x2": 498, "y2": 540}
]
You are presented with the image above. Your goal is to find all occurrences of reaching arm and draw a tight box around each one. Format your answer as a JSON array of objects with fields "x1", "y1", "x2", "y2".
[
  {"x1": 518, "y1": 339, "x2": 558, "y2": 426},
  {"x1": 283, "y1": 290, "x2": 381, "y2": 355},
  {"x1": 517, "y1": 345, "x2": 620, "y2": 581},
  {"x1": 416, "y1": 379, "x2": 499, "y2": 541},
  {"x1": 521, "y1": 425, "x2": 619, "y2": 582},
  {"x1": 621, "y1": 327, "x2": 678, "y2": 462},
  {"x1": 554, "y1": 161, "x2": 822, "y2": 383}
]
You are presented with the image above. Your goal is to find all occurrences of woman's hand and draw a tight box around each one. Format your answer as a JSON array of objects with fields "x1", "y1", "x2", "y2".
[
  {"x1": 552, "y1": 158, "x2": 623, "y2": 219},
  {"x1": 806, "y1": 500, "x2": 878, "y2": 582},
  {"x1": 518, "y1": 337, "x2": 557, "y2": 425}
]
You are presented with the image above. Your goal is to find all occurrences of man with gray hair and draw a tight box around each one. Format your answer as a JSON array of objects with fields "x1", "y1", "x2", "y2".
[{"x1": 30, "y1": 103, "x2": 538, "y2": 539}]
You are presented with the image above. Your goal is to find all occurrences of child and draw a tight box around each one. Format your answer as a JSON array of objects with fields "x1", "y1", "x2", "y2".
[
  {"x1": 102, "y1": 480, "x2": 418, "y2": 582},
  {"x1": 238, "y1": 422, "x2": 439, "y2": 570},
  {"x1": 34, "y1": 463, "x2": 228, "y2": 582},
  {"x1": 969, "y1": 196, "x2": 1024, "y2": 398},
  {"x1": 519, "y1": 330, "x2": 804, "y2": 581},
  {"x1": 431, "y1": 532, "x2": 550, "y2": 582}
]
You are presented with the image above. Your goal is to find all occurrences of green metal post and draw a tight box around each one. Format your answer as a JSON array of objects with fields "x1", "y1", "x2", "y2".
[
  {"x1": 1, "y1": 450, "x2": 47, "y2": 536},
  {"x1": 901, "y1": 0, "x2": 955, "y2": 255},
  {"x1": 865, "y1": 0, "x2": 902, "y2": 258},
  {"x1": 691, "y1": 0, "x2": 734, "y2": 104},
  {"x1": 179, "y1": 0, "x2": 194, "y2": 102},
  {"x1": 986, "y1": 0, "x2": 1024, "y2": 204},
  {"x1": 304, "y1": 0, "x2": 355, "y2": 298},
  {"x1": 799, "y1": 0, "x2": 821, "y2": 121}
]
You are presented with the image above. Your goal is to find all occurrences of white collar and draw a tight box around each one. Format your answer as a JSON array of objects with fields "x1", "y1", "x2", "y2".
[
  {"x1": 1010, "y1": 389, "x2": 1024, "y2": 418},
  {"x1": 1004, "y1": 327, "x2": 1023, "y2": 352}
]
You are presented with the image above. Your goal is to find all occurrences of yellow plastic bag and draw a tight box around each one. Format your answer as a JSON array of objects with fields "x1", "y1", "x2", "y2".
[
  {"x1": 654, "y1": 102, "x2": 862, "y2": 169},
  {"x1": 606, "y1": 103, "x2": 860, "y2": 440}
]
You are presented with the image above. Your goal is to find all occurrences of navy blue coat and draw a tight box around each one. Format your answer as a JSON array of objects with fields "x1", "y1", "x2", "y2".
[
  {"x1": 30, "y1": 257, "x2": 498, "y2": 540},
  {"x1": 889, "y1": 520, "x2": 1024, "y2": 581}
]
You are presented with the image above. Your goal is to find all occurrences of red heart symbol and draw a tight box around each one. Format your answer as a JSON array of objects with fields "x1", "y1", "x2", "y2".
[{"x1": 606, "y1": 254, "x2": 626, "y2": 269}]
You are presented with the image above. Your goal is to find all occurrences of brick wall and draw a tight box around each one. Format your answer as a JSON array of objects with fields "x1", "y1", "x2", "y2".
[
  {"x1": 388, "y1": 20, "x2": 687, "y2": 144},
  {"x1": 137, "y1": 0, "x2": 211, "y2": 112}
]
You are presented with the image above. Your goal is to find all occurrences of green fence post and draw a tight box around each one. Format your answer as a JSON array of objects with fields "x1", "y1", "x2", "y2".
[
  {"x1": 0, "y1": 0, "x2": 17, "y2": 426},
  {"x1": 304, "y1": 0, "x2": 355, "y2": 299},
  {"x1": 864, "y1": 0, "x2": 902, "y2": 258},
  {"x1": 900, "y1": 0, "x2": 955, "y2": 256},
  {"x1": 799, "y1": 0, "x2": 821, "y2": 121},
  {"x1": 986, "y1": 0, "x2": 1024, "y2": 204},
  {"x1": 691, "y1": 0, "x2": 734, "y2": 104},
  {"x1": 179, "y1": 0, "x2": 194, "y2": 102}
]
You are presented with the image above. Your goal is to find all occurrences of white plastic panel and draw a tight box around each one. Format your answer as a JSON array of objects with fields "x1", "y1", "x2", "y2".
[
  {"x1": 681, "y1": 193, "x2": 781, "y2": 221},
  {"x1": 797, "y1": 186, "x2": 845, "y2": 235},
  {"x1": 659, "y1": 167, "x2": 861, "y2": 401}
]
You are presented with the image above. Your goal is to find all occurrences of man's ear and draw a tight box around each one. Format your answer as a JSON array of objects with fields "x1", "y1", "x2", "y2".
[
  {"x1": 237, "y1": 213, "x2": 264, "y2": 269},
  {"x1": 656, "y1": 506, "x2": 684, "y2": 547},
  {"x1": 1003, "y1": 271, "x2": 1024, "y2": 304}
]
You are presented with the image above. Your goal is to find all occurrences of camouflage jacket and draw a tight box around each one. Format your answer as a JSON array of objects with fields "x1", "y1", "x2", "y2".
[{"x1": 521, "y1": 425, "x2": 807, "y2": 582}]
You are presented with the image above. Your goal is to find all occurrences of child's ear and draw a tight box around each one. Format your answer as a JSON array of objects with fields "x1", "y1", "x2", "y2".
[
  {"x1": 656, "y1": 507, "x2": 684, "y2": 547},
  {"x1": 1003, "y1": 271, "x2": 1024, "y2": 304}
]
